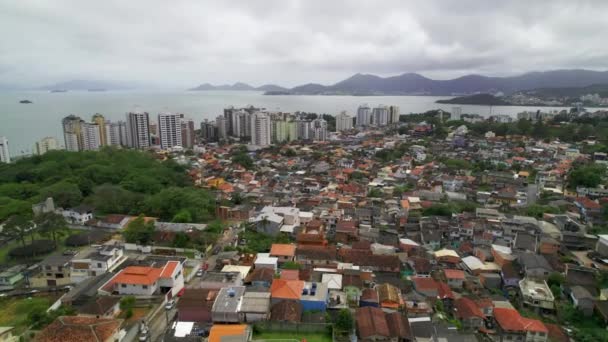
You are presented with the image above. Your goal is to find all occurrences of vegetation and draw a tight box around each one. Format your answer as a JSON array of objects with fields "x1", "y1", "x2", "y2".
[
  {"x1": 123, "y1": 215, "x2": 156, "y2": 245},
  {"x1": 0, "y1": 297, "x2": 53, "y2": 334},
  {"x1": 282, "y1": 261, "x2": 301, "y2": 270},
  {"x1": 334, "y1": 309, "x2": 354, "y2": 332},
  {"x1": 568, "y1": 163, "x2": 606, "y2": 189},
  {"x1": 120, "y1": 296, "x2": 136, "y2": 319},
  {"x1": 525, "y1": 204, "x2": 562, "y2": 219},
  {"x1": 422, "y1": 202, "x2": 477, "y2": 216},
  {"x1": 231, "y1": 145, "x2": 254, "y2": 169},
  {"x1": 239, "y1": 228, "x2": 290, "y2": 253},
  {"x1": 0, "y1": 148, "x2": 216, "y2": 223}
]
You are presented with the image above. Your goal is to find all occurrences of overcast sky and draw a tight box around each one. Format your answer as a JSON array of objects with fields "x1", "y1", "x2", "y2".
[{"x1": 1, "y1": 0, "x2": 607, "y2": 88}]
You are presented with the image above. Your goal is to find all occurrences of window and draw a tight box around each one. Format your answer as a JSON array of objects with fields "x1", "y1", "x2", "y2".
[
  {"x1": 143, "y1": 285, "x2": 148, "y2": 289},
  {"x1": 539, "y1": 332, "x2": 545, "y2": 337},
  {"x1": 45, "y1": 266, "x2": 52, "y2": 271},
  {"x1": 121, "y1": 284, "x2": 126, "y2": 288},
  {"x1": 97, "y1": 263, "x2": 102, "y2": 268}
]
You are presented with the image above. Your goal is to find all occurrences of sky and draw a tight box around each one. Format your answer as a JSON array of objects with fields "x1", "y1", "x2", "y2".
[{"x1": 1, "y1": 0, "x2": 608, "y2": 89}]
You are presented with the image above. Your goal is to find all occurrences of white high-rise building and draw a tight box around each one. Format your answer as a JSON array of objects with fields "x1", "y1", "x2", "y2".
[
  {"x1": 372, "y1": 105, "x2": 389, "y2": 126},
  {"x1": 250, "y1": 112, "x2": 272, "y2": 147},
  {"x1": 311, "y1": 118, "x2": 328, "y2": 141},
  {"x1": 216, "y1": 116, "x2": 228, "y2": 140},
  {"x1": 62, "y1": 115, "x2": 84, "y2": 151},
  {"x1": 158, "y1": 112, "x2": 182, "y2": 150},
  {"x1": 105, "y1": 121, "x2": 127, "y2": 146},
  {"x1": 81, "y1": 122, "x2": 102, "y2": 151},
  {"x1": 296, "y1": 120, "x2": 311, "y2": 140},
  {"x1": 335, "y1": 111, "x2": 353, "y2": 132},
  {"x1": 452, "y1": 107, "x2": 462, "y2": 121},
  {"x1": 356, "y1": 104, "x2": 371, "y2": 127},
  {"x1": 0, "y1": 136, "x2": 10, "y2": 163},
  {"x1": 126, "y1": 111, "x2": 151, "y2": 149},
  {"x1": 389, "y1": 105, "x2": 400, "y2": 124},
  {"x1": 35, "y1": 137, "x2": 59, "y2": 155}
]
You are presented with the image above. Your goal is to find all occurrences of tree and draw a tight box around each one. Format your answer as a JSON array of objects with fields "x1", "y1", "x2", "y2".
[
  {"x1": 568, "y1": 164, "x2": 606, "y2": 189},
  {"x1": 516, "y1": 119, "x2": 533, "y2": 135},
  {"x1": 283, "y1": 261, "x2": 301, "y2": 270},
  {"x1": 172, "y1": 232, "x2": 190, "y2": 248},
  {"x1": 335, "y1": 309, "x2": 354, "y2": 332},
  {"x1": 123, "y1": 215, "x2": 156, "y2": 244},
  {"x1": 172, "y1": 209, "x2": 192, "y2": 223},
  {"x1": 2, "y1": 215, "x2": 34, "y2": 246},
  {"x1": 34, "y1": 212, "x2": 68, "y2": 245}
]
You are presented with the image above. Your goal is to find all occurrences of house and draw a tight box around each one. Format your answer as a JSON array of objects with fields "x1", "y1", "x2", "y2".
[
  {"x1": 356, "y1": 307, "x2": 390, "y2": 341},
  {"x1": 501, "y1": 262, "x2": 521, "y2": 289},
  {"x1": 453, "y1": 297, "x2": 485, "y2": 331},
  {"x1": 569, "y1": 285, "x2": 594, "y2": 316},
  {"x1": 245, "y1": 267, "x2": 275, "y2": 288},
  {"x1": 434, "y1": 249, "x2": 461, "y2": 265},
  {"x1": 34, "y1": 316, "x2": 123, "y2": 342},
  {"x1": 177, "y1": 289, "x2": 217, "y2": 323},
  {"x1": 412, "y1": 277, "x2": 438, "y2": 298},
  {"x1": 444, "y1": 269, "x2": 465, "y2": 288},
  {"x1": 321, "y1": 273, "x2": 343, "y2": 290},
  {"x1": 270, "y1": 300, "x2": 302, "y2": 322},
  {"x1": 31, "y1": 255, "x2": 73, "y2": 288},
  {"x1": 0, "y1": 265, "x2": 25, "y2": 289},
  {"x1": 239, "y1": 292, "x2": 271, "y2": 322},
  {"x1": 335, "y1": 220, "x2": 358, "y2": 243},
  {"x1": 565, "y1": 265, "x2": 597, "y2": 296},
  {"x1": 62, "y1": 205, "x2": 94, "y2": 225},
  {"x1": 597, "y1": 234, "x2": 608, "y2": 257},
  {"x1": 211, "y1": 286, "x2": 246, "y2": 323},
  {"x1": 270, "y1": 279, "x2": 304, "y2": 303},
  {"x1": 538, "y1": 237, "x2": 559, "y2": 255},
  {"x1": 99, "y1": 260, "x2": 184, "y2": 296},
  {"x1": 254, "y1": 253, "x2": 278, "y2": 270},
  {"x1": 519, "y1": 277, "x2": 555, "y2": 311},
  {"x1": 360, "y1": 288, "x2": 379, "y2": 308},
  {"x1": 461, "y1": 256, "x2": 501, "y2": 275},
  {"x1": 76, "y1": 296, "x2": 121, "y2": 318},
  {"x1": 377, "y1": 283, "x2": 402, "y2": 309},
  {"x1": 295, "y1": 245, "x2": 337, "y2": 265},
  {"x1": 70, "y1": 245, "x2": 125, "y2": 282},
  {"x1": 385, "y1": 312, "x2": 414, "y2": 342},
  {"x1": 252, "y1": 206, "x2": 300, "y2": 236},
  {"x1": 208, "y1": 324, "x2": 251, "y2": 342},
  {"x1": 96, "y1": 214, "x2": 130, "y2": 230},
  {"x1": 269, "y1": 244, "x2": 296, "y2": 263},
  {"x1": 300, "y1": 281, "x2": 329, "y2": 311},
  {"x1": 518, "y1": 253, "x2": 552, "y2": 279},
  {"x1": 494, "y1": 307, "x2": 548, "y2": 342}
]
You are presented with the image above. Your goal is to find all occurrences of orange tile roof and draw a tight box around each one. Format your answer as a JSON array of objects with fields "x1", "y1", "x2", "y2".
[
  {"x1": 270, "y1": 244, "x2": 296, "y2": 257},
  {"x1": 270, "y1": 279, "x2": 304, "y2": 300},
  {"x1": 35, "y1": 316, "x2": 122, "y2": 342},
  {"x1": 209, "y1": 324, "x2": 248, "y2": 342},
  {"x1": 160, "y1": 261, "x2": 179, "y2": 278},
  {"x1": 112, "y1": 266, "x2": 162, "y2": 286},
  {"x1": 494, "y1": 308, "x2": 547, "y2": 333},
  {"x1": 444, "y1": 269, "x2": 465, "y2": 280},
  {"x1": 280, "y1": 269, "x2": 300, "y2": 280}
]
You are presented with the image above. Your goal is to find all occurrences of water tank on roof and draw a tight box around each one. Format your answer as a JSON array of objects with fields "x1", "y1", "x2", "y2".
[
  {"x1": 227, "y1": 288, "x2": 236, "y2": 297},
  {"x1": 312, "y1": 282, "x2": 317, "y2": 289}
]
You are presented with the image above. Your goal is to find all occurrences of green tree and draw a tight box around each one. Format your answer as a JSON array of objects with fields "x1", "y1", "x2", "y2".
[
  {"x1": 2, "y1": 215, "x2": 34, "y2": 246},
  {"x1": 568, "y1": 164, "x2": 606, "y2": 189},
  {"x1": 516, "y1": 119, "x2": 533, "y2": 135},
  {"x1": 335, "y1": 309, "x2": 354, "y2": 332},
  {"x1": 123, "y1": 215, "x2": 156, "y2": 244},
  {"x1": 34, "y1": 212, "x2": 68, "y2": 245},
  {"x1": 172, "y1": 209, "x2": 193, "y2": 223},
  {"x1": 282, "y1": 261, "x2": 301, "y2": 270}
]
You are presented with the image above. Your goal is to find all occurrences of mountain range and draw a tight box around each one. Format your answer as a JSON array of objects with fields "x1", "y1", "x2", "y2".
[{"x1": 189, "y1": 69, "x2": 608, "y2": 96}]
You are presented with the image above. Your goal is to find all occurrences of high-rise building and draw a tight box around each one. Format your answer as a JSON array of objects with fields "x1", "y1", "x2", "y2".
[
  {"x1": 180, "y1": 117, "x2": 195, "y2": 148},
  {"x1": 250, "y1": 112, "x2": 271, "y2": 147},
  {"x1": 62, "y1": 115, "x2": 84, "y2": 151},
  {"x1": 91, "y1": 114, "x2": 107, "y2": 146},
  {"x1": 105, "y1": 121, "x2": 127, "y2": 146},
  {"x1": 81, "y1": 122, "x2": 102, "y2": 151},
  {"x1": 158, "y1": 112, "x2": 182, "y2": 150},
  {"x1": 126, "y1": 111, "x2": 151, "y2": 149},
  {"x1": 235, "y1": 110, "x2": 252, "y2": 138},
  {"x1": 372, "y1": 105, "x2": 389, "y2": 126},
  {"x1": 356, "y1": 104, "x2": 371, "y2": 127},
  {"x1": 296, "y1": 120, "x2": 311, "y2": 140},
  {"x1": 201, "y1": 120, "x2": 217, "y2": 142},
  {"x1": 224, "y1": 107, "x2": 236, "y2": 136},
  {"x1": 216, "y1": 116, "x2": 228, "y2": 140},
  {"x1": 335, "y1": 111, "x2": 353, "y2": 131},
  {"x1": 452, "y1": 107, "x2": 462, "y2": 121},
  {"x1": 35, "y1": 137, "x2": 59, "y2": 155},
  {"x1": 311, "y1": 118, "x2": 328, "y2": 141},
  {"x1": 271, "y1": 119, "x2": 297, "y2": 143},
  {"x1": 388, "y1": 105, "x2": 400, "y2": 124},
  {"x1": 0, "y1": 136, "x2": 10, "y2": 163}
]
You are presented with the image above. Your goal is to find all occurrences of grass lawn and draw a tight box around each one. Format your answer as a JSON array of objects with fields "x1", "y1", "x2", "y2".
[
  {"x1": 253, "y1": 331, "x2": 333, "y2": 342},
  {"x1": 0, "y1": 229, "x2": 82, "y2": 264},
  {"x1": 0, "y1": 297, "x2": 53, "y2": 334}
]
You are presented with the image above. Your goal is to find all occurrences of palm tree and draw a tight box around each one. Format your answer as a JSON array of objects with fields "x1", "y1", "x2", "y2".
[
  {"x1": 34, "y1": 212, "x2": 67, "y2": 246},
  {"x1": 2, "y1": 215, "x2": 34, "y2": 247}
]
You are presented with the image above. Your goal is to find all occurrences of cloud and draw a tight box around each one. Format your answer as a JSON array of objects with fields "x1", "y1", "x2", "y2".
[{"x1": 1, "y1": 0, "x2": 607, "y2": 88}]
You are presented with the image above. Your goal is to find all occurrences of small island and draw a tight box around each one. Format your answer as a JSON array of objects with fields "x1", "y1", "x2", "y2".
[
  {"x1": 19, "y1": 99, "x2": 32, "y2": 104},
  {"x1": 436, "y1": 93, "x2": 511, "y2": 105}
]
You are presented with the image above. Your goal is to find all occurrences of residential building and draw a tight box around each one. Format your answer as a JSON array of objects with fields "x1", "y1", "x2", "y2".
[
  {"x1": 0, "y1": 327, "x2": 17, "y2": 342},
  {"x1": 311, "y1": 118, "x2": 328, "y2": 141},
  {"x1": 453, "y1": 297, "x2": 485, "y2": 331},
  {"x1": 250, "y1": 112, "x2": 272, "y2": 147},
  {"x1": 35, "y1": 137, "x2": 60, "y2": 155},
  {"x1": 216, "y1": 115, "x2": 228, "y2": 140},
  {"x1": 31, "y1": 255, "x2": 73, "y2": 287},
  {"x1": 91, "y1": 113, "x2": 107, "y2": 146},
  {"x1": 0, "y1": 265, "x2": 25, "y2": 289},
  {"x1": 271, "y1": 119, "x2": 297, "y2": 143},
  {"x1": 336, "y1": 111, "x2": 353, "y2": 131},
  {"x1": 180, "y1": 117, "x2": 195, "y2": 148},
  {"x1": 125, "y1": 110, "x2": 151, "y2": 149},
  {"x1": 105, "y1": 120, "x2": 127, "y2": 146},
  {"x1": 270, "y1": 279, "x2": 304, "y2": 303},
  {"x1": 158, "y1": 112, "x2": 182, "y2": 150},
  {"x1": 372, "y1": 105, "x2": 389, "y2": 126},
  {"x1": 99, "y1": 260, "x2": 184, "y2": 296},
  {"x1": 388, "y1": 105, "x2": 400, "y2": 124},
  {"x1": 519, "y1": 277, "x2": 555, "y2": 311},
  {"x1": 452, "y1": 107, "x2": 462, "y2": 120},
  {"x1": 356, "y1": 104, "x2": 371, "y2": 127},
  {"x1": 81, "y1": 122, "x2": 102, "y2": 150},
  {"x1": 0, "y1": 136, "x2": 9, "y2": 163},
  {"x1": 239, "y1": 292, "x2": 271, "y2": 322},
  {"x1": 35, "y1": 316, "x2": 123, "y2": 342},
  {"x1": 494, "y1": 307, "x2": 548, "y2": 342},
  {"x1": 62, "y1": 205, "x2": 94, "y2": 224},
  {"x1": 70, "y1": 245, "x2": 125, "y2": 282},
  {"x1": 211, "y1": 286, "x2": 246, "y2": 323},
  {"x1": 62, "y1": 115, "x2": 84, "y2": 151},
  {"x1": 200, "y1": 119, "x2": 217, "y2": 142}
]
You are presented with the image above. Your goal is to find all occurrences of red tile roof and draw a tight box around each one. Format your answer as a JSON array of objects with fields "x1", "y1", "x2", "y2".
[
  {"x1": 412, "y1": 277, "x2": 438, "y2": 291},
  {"x1": 111, "y1": 266, "x2": 162, "y2": 286},
  {"x1": 270, "y1": 279, "x2": 304, "y2": 300},
  {"x1": 437, "y1": 282, "x2": 455, "y2": 299},
  {"x1": 356, "y1": 307, "x2": 390, "y2": 339},
  {"x1": 454, "y1": 297, "x2": 484, "y2": 320},
  {"x1": 444, "y1": 269, "x2": 465, "y2": 280},
  {"x1": 160, "y1": 261, "x2": 179, "y2": 278},
  {"x1": 494, "y1": 308, "x2": 547, "y2": 333},
  {"x1": 270, "y1": 244, "x2": 296, "y2": 257},
  {"x1": 35, "y1": 316, "x2": 122, "y2": 342},
  {"x1": 280, "y1": 270, "x2": 300, "y2": 280}
]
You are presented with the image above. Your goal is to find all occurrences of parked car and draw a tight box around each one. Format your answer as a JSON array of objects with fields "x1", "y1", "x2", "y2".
[
  {"x1": 196, "y1": 269, "x2": 204, "y2": 277},
  {"x1": 165, "y1": 299, "x2": 175, "y2": 310}
]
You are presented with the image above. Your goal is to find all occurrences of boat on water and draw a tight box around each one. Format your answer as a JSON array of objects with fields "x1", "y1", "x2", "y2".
[{"x1": 19, "y1": 99, "x2": 32, "y2": 104}]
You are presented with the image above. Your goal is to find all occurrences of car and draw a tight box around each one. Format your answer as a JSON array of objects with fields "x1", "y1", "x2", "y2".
[
  {"x1": 165, "y1": 299, "x2": 175, "y2": 310},
  {"x1": 177, "y1": 288, "x2": 186, "y2": 297},
  {"x1": 138, "y1": 333, "x2": 149, "y2": 341},
  {"x1": 196, "y1": 269, "x2": 204, "y2": 277}
]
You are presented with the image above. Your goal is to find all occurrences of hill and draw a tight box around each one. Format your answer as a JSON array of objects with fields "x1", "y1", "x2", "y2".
[{"x1": 436, "y1": 94, "x2": 511, "y2": 105}]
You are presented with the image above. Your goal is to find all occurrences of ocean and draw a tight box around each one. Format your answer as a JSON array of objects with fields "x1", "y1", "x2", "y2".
[{"x1": 0, "y1": 90, "x2": 573, "y2": 156}]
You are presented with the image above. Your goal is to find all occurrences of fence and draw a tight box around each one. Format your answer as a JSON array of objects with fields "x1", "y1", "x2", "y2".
[{"x1": 253, "y1": 321, "x2": 331, "y2": 334}]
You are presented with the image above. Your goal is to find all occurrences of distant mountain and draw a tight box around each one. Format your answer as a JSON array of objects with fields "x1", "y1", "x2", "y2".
[
  {"x1": 264, "y1": 69, "x2": 608, "y2": 96},
  {"x1": 39, "y1": 79, "x2": 131, "y2": 91},
  {"x1": 189, "y1": 82, "x2": 287, "y2": 92},
  {"x1": 436, "y1": 94, "x2": 511, "y2": 105},
  {"x1": 516, "y1": 83, "x2": 608, "y2": 98}
]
